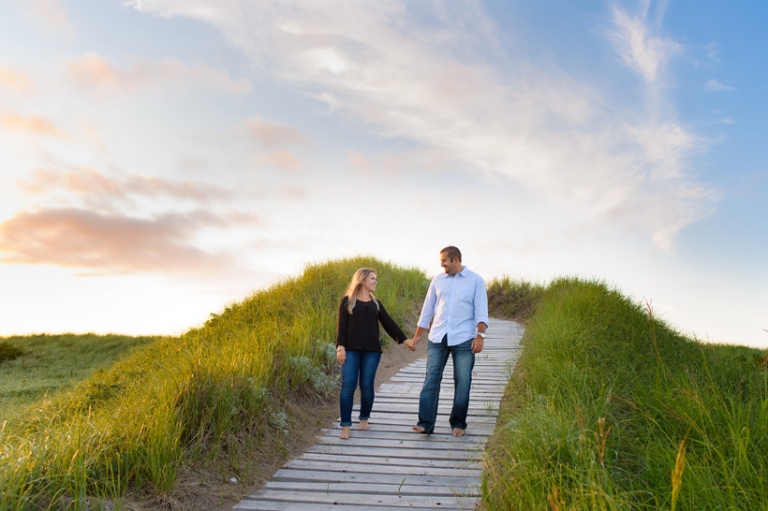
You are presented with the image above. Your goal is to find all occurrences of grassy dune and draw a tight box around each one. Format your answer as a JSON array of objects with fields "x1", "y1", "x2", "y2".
[
  {"x1": 5, "y1": 263, "x2": 766, "y2": 510},
  {"x1": 483, "y1": 278, "x2": 768, "y2": 510},
  {"x1": 0, "y1": 257, "x2": 427, "y2": 511}
]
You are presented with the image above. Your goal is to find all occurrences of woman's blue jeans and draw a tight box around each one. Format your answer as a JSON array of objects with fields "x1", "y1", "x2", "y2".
[
  {"x1": 417, "y1": 336, "x2": 475, "y2": 434},
  {"x1": 339, "y1": 350, "x2": 381, "y2": 427}
]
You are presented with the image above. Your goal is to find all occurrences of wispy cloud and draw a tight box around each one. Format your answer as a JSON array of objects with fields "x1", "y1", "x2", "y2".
[
  {"x1": 244, "y1": 116, "x2": 311, "y2": 171},
  {"x1": 10, "y1": 0, "x2": 73, "y2": 36},
  {"x1": 704, "y1": 79, "x2": 734, "y2": 92},
  {"x1": 607, "y1": 1, "x2": 681, "y2": 85},
  {"x1": 0, "y1": 208, "x2": 236, "y2": 275},
  {"x1": 64, "y1": 52, "x2": 252, "y2": 95},
  {"x1": 256, "y1": 150, "x2": 305, "y2": 171},
  {"x1": 0, "y1": 113, "x2": 70, "y2": 139},
  {"x1": 0, "y1": 68, "x2": 34, "y2": 92},
  {"x1": 19, "y1": 167, "x2": 233, "y2": 205},
  {"x1": 243, "y1": 116, "x2": 312, "y2": 150},
  {"x1": 128, "y1": 0, "x2": 714, "y2": 251}
]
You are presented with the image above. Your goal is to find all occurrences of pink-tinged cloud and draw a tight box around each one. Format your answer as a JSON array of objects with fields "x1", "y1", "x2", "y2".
[
  {"x1": 12, "y1": 0, "x2": 73, "y2": 35},
  {"x1": 347, "y1": 150, "x2": 372, "y2": 173},
  {"x1": 64, "y1": 52, "x2": 252, "y2": 95},
  {"x1": 21, "y1": 167, "x2": 121, "y2": 195},
  {"x1": 0, "y1": 68, "x2": 34, "y2": 92},
  {"x1": 0, "y1": 208, "x2": 237, "y2": 275},
  {"x1": 20, "y1": 167, "x2": 233, "y2": 203},
  {"x1": 257, "y1": 150, "x2": 305, "y2": 171},
  {"x1": 0, "y1": 113, "x2": 69, "y2": 139},
  {"x1": 244, "y1": 116, "x2": 312, "y2": 150}
]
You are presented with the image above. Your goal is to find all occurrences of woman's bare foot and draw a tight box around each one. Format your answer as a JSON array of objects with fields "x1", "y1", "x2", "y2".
[
  {"x1": 412, "y1": 425, "x2": 427, "y2": 433},
  {"x1": 339, "y1": 426, "x2": 351, "y2": 439},
  {"x1": 359, "y1": 420, "x2": 369, "y2": 430},
  {"x1": 453, "y1": 428, "x2": 465, "y2": 437}
]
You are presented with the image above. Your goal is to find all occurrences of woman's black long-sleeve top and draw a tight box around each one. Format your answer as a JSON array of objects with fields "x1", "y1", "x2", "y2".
[{"x1": 336, "y1": 296, "x2": 407, "y2": 353}]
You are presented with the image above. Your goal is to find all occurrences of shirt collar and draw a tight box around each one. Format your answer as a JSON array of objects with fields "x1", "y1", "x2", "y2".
[{"x1": 439, "y1": 265, "x2": 467, "y2": 278}]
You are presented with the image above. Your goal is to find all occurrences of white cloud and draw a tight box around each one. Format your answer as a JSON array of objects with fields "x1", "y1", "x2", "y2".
[
  {"x1": 64, "y1": 52, "x2": 252, "y2": 95},
  {"x1": 606, "y1": 1, "x2": 681, "y2": 85},
  {"x1": 704, "y1": 79, "x2": 734, "y2": 92},
  {"x1": 9, "y1": 0, "x2": 73, "y2": 36},
  {"x1": 127, "y1": 0, "x2": 714, "y2": 251}
]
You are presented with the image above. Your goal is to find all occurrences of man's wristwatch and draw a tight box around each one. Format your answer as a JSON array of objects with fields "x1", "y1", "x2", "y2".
[{"x1": 477, "y1": 332, "x2": 486, "y2": 339}]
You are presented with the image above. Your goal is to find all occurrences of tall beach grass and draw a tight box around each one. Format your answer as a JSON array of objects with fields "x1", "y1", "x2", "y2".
[{"x1": 483, "y1": 277, "x2": 768, "y2": 510}]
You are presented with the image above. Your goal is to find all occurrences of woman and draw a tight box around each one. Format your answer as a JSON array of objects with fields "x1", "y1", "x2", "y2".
[{"x1": 336, "y1": 268, "x2": 411, "y2": 439}]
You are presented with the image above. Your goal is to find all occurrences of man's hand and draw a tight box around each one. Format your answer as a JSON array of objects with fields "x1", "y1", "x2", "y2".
[
  {"x1": 403, "y1": 338, "x2": 417, "y2": 351},
  {"x1": 471, "y1": 335, "x2": 484, "y2": 354}
]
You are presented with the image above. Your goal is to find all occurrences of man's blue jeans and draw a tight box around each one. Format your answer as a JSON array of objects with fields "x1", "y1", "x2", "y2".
[
  {"x1": 339, "y1": 350, "x2": 381, "y2": 427},
  {"x1": 417, "y1": 336, "x2": 475, "y2": 433}
]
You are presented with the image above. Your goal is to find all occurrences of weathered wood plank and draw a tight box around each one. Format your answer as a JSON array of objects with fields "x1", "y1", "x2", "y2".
[
  {"x1": 357, "y1": 411, "x2": 497, "y2": 424},
  {"x1": 316, "y1": 428, "x2": 489, "y2": 442},
  {"x1": 331, "y1": 416, "x2": 496, "y2": 433},
  {"x1": 296, "y1": 451, "x2": 481, "y2": 469},
  {"x1": 263, "y1": 481, "x2": 478, "y2": 496},
  {"x1": 313, "y1": 437, "x2": 486, "y2": 451},
  {"x1": 272, "y1": 467, "x2": 480, "y2": 487},
  {"x1": 241, "y1": 489, "x2": 478, "y2": 509},
  {"x1": 283, "y1": 458, "x2": 481, "y2": 477},
  {"x1": 234, "y1": 501, "x2": 460, "y2": 511},
  {"x1": 306, "y1": 444, "x2": 484, "y2": 461}
]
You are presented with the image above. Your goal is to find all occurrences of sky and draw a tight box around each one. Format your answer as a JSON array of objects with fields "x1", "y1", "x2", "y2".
[{"x1": 1, "y1": 0, "x2": 766, "y2": 347}]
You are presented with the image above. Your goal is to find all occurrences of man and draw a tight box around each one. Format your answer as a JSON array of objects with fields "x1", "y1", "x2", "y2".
[{"x1": 405, "y1": 246, "x2": 488, "y2": 436}]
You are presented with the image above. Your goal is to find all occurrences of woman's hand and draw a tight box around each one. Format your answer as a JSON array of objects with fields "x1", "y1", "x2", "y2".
[
  {"x1": 403, "y1": 339, "x2": 417, "y2": 352},
  {"x1": 336, "y1": 346, "x2": 346, "y2": 364}
]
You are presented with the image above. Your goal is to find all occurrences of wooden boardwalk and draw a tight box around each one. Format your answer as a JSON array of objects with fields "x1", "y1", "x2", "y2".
[{"x1": 233, "y1": 319, "x2": 523, "y2": 511}]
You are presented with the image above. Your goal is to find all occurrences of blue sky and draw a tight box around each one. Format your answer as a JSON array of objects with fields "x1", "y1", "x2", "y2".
[{"x1": 1, "y1": 0, "x2": 766, "y2": 347}]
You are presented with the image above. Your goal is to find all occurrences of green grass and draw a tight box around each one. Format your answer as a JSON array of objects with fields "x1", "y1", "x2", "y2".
[
  {"x1": 483, "y1": 277, "x2": 768, "y2": 510},
  {"x1": 10, "y1": 263, "x2": 762, "y2": 510},
  {"x1": 487, "y1": 276, "x2": 545, "y2": 322},
  {"x1": 0, "y1": 257, "x2": 428, "y2": 511},
  {"x1": 0, "y1": 334, "x2": 158, "y2": 422}
]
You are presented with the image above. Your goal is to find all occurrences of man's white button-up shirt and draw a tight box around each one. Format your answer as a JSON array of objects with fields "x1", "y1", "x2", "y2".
[{"x1": 417, "y1": 266, "x2": 489, "y2": 346}]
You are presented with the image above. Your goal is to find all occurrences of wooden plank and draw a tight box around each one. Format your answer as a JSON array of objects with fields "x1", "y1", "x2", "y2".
[
  {"x1": 296, "y1": 451, "x2": 481, "y2": 469},
  {"x1": 363, "y1": 403, "x2": 498, "y2": 415},
  {"x1": 319, "y1": 421, "x2": 496, "y2": 436},
  {"x1": 316, "y1": 428, "x2": 489, "y2": 442},
  {"x1": 313, "y1": 436, "x2": 486, "y2": 451},
  {"x1": 273, "y1": 468, "x2": 478, "y2": 486},
  {"x1": 306, "y1": 444, "x2": 484, "y2": 461},
  {"x1": 357, "y1": 411, "x2": 497, "y2": 424},
  {"x1": 263, "y1": 481, "x2": 478, "y2": 496},
  {"x1": 241, "y1": 489, "x2": 478, "y2": 509},
  {"x1": 283, "y1": 459, "x2": 481, "y2": 477},
  {"x1": 234, "y1": 501, "x2": 463, "y2": 511}
]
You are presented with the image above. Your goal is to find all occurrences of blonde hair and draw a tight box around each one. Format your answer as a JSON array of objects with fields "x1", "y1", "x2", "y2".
[{"x1": 344, "y1": 267, "x2": 380, "y2": 314}]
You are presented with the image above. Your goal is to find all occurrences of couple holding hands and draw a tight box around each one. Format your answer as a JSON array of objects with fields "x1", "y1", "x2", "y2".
[{"x1": 335, "y1": 246, "x2": 489, "y2": 440}]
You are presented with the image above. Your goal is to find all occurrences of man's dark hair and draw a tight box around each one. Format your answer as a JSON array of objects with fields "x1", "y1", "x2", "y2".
[{"x1": 440, "y1": 246, "x2": 462, "y2": 262}]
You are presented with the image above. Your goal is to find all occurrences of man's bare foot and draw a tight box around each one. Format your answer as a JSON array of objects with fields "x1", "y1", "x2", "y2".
[
  {"x1": 339, "y1": 426, "x2": 351, "y2": 439},
  {"x1": 453, "y1": 428, "x2": 465, "y2": 437},
  {"x1": 359, "y1": 420, "x2": 369, "y2": 430},
  {"x1": 412, "y1": 425, "x2": 427, "y2": 433}
]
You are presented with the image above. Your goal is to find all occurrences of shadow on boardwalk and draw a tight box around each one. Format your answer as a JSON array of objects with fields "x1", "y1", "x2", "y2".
[{"x1": 233, "y1": 319, "x2": 523, "y2": 511}]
